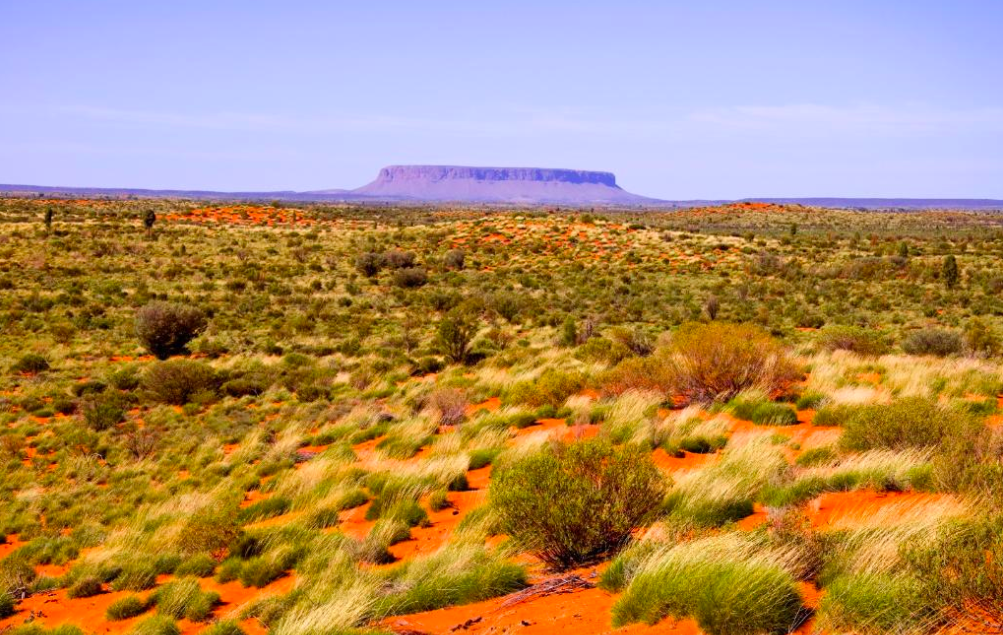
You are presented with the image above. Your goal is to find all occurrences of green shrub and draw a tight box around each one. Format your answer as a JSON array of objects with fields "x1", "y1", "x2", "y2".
[
  {"x1": 143, "y1": 360, "x2": 217, "y2": 405},
  {"x1": 491, "y1": 439, "x2": 665, "y2": 568},
  {"x1": 106, "y1": 595, "x2": 148, "y2": 620},
  {"x1": 135, "y1": 302, "x2": 208, "y2": 359},
  {"x1": 81, "y1": 396, "x2": 125, "y2": 431},
  {"x1": 839, "y1": 397, "x2": 972, "y2": 451},
  {"x1": 175, "y1": 509, "x2": 241, "y2": 556},
  {"x1": 11, "y1": 354, "x2": 49, "y2": 374},
  {"x1": 904, "y1": 514, "x2": 1003, "y2": 625},
  {"x1": 817, "y1": 326, "x2": 888, "y2": 356},
  {"x1": 963, "y1": 317, "x2": 1001, "y2": 358},
  {"x1": 662, "y1": 322, "x2": 800, "y2": 403},
  {"x1": 901, "y1": 329, "x2": 962, "y2": 357},
  {"x1": 506, "y1": 369, "x2": 585, "y2": 408}
]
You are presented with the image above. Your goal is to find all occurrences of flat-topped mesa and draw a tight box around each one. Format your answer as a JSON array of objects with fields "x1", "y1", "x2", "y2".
[
  {"x1": 373, "y1": 165, "x2": 619, "y2": 188},
  {"x1": 350, "y1": 164, "x2": 656, "y2": 204}
]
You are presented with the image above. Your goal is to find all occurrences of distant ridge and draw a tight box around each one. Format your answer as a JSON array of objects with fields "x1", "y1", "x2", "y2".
[{"x1": 2, "y1": 167, "x2": 1002, "y2": 210}]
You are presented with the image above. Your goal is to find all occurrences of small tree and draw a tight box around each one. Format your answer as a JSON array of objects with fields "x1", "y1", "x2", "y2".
[
  {"x1": 143, "y1": 209, "x2": 157, "y2": 235},
  {"x1": 135, "y1": 302, "x2": 207, "y2": 359},
  {"x1": 435, "y1": 310, "x2": 478, "y2": 364},
  {"x1": 43, "y1": 207, "x2": 54, "y2": 232},
  {"x1": 944, "y1": 255, "x2": 959, "y2": 290},
  {"x1": 560, "y1": 316, "x2": 578, "y2": 347}
]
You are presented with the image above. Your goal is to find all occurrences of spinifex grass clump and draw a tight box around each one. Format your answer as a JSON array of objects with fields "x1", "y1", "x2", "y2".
[
  {"x1": 491, "y1": 438, "x2": 665, "y2": 568},
  {"x1": 604, "y1": 535, "x2": 806, "y2": 635}
]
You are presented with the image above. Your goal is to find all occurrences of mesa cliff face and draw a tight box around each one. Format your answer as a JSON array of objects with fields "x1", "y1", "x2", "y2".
[{"x1": 349, "y1": 165, "x2": 657, "y2": 204}]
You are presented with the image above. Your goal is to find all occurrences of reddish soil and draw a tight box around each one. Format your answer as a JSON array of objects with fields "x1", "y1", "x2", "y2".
[
  {"x1": 380, "y1": 578, "x2": 700, "y2": 635},
  {"x1": 466, "y1": 397, "x2": 501, "y2": 416},
  {"x1": 807, "y1": 490, "x2": 959, "y2": 529},
  {"x1": 650, "y1": 448, "x2": 716, "y2": 472}
]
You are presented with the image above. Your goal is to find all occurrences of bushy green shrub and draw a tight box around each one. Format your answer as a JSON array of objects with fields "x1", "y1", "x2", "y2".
[
  {"x1": 491, "y1": 439, "x2": 665, "y2": 568},
  {"x1": 817, "y1": 326, "x2": 888, "y2": 356},
  {"x1": 812, "y1": 403, "x2": 859, "y2": 427},
  {"x1": 135, "y1": 302, "x2": 207, "y2": 359},
  {"x1": 142, "y1": 360, "x2": 217, "y2": 405},
  {"x1": 81, "y1": 396, "x2": 125, "y2": 431},
  {"x1": 839, "y1": 397, "x2": 972, "y2": 451},
  {"x1": 662, "y1": 322, "x2": 800, "y2": 403},
  {"x1": 901, "y1": 328, "x2": 962, "y2": 357},
  {"x1": 506, "y1": 369, "x2": 585, "y2": 408},
  {"x1": 11, "y1": 354, "x2": 49, "y2": 374},
  {"x1": 175, "y1": 509, "x2": 241, "y2": 556}
]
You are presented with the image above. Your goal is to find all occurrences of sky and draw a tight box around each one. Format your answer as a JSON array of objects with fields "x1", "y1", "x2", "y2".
[{"x1": 1, "y1": 1, "x2": 1001, "y2": 199}]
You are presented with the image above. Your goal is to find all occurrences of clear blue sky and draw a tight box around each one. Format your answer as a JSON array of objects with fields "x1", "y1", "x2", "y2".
[{"x1": 2, "y1": 1, "x2": 1001, "y2": 199}]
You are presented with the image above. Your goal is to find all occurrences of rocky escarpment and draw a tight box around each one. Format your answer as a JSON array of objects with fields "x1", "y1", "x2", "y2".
[{"x1": 348, "y1": 165, "x2": 658, "y2": 204}]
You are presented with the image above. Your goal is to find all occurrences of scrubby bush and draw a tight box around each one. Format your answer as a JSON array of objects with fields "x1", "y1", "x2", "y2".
[
  {"x1": 901, "y1": 328, "x2": 962, "y2": 357},
  {"x1": 81, "y1": 396, "x2": 125, "y2": 431},
  {"x1": 391, "y1": 267, "x2": 428, "y2": 288},
  {"x1": 175, "y1": 509, "x2": 241, "y2": 556},
  {"x1": 135, "y1": 302, "x2": 207, "y2": 359},
  {"x1": 817, "y1": 325, "x2": 888, "y2": 356},
  {"x1": 142, "y1": 360, "x2": 217, "y2": 405},
  {"x1": 506, "y1": 369, "x2": 585, "y2": 408},
  {"x1": 662, "y1": 322, "x2": 799, "y2": 403},
  {"x1": 963, "y1": 317, "x2": 1001, "y2": 358},
  {"x1": 11, "y1": 354, "x2": 49, "y2": 374},
  {"x1": 491, "y1": 439, "x2": 665, "y2": 568},
  {"x1": 839, "y1": 397, "x2": 973, "y2": 451},
  {"x1": 435, "y1": 311, "x2": 478, "y2": 364},
  {"x1": 429, "y1": 388, "x2": 467, "y2": 425}
]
